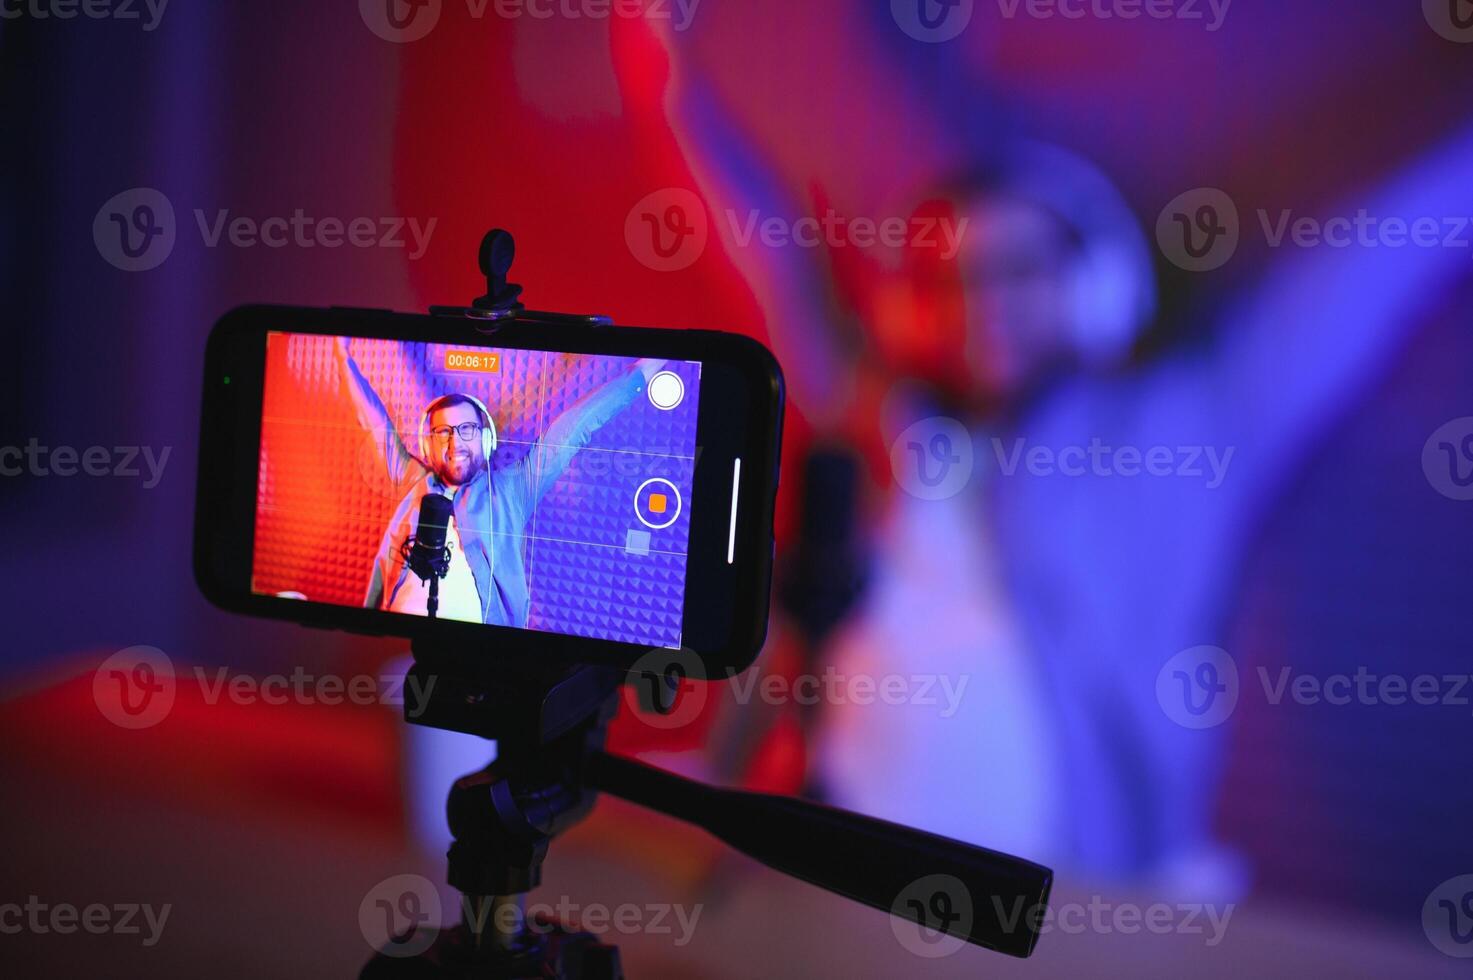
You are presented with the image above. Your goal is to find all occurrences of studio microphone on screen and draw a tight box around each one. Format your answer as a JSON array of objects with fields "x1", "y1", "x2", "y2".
[{"x1": 402, "y1": 493, "x2": 454, "y2": 619}]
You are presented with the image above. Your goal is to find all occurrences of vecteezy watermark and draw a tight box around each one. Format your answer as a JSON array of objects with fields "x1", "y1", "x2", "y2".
[
  {"x1": 467, "y1": 896, "x2": 704, "y2": 947},
  {"x1": 726, "y1": 667, "x2": 971, "y2": 719},
  {"x1": 723, "y1": 209, "x2": 969, "y2": 260},
  {"x1": 622, "y1": 647, "x2": 710, "y2": 730},
  {"x1": 0, "y1": 897, "x2": 172, "y2": 947},
  {"x1": 1157, "y1": 646, "x2": 1473, "y2": 728},
  {"x1": 888, "y1": 874, "x2": 1235, "y2": 959},
  {"x1": 359, "y1": 0, "x2": 701, "y2": 43},
  {"x1": 92, "y1": 646, "x2": 438, "y2": 730},
  {"x1": 1424, "y1": 875, "x2": 1473, "y2": 958},
  {"x1": 624, "y1": 189, "x2": 971, "y2": 273},
  {"x1": 892, "y1": 0, "x2": 1230, "y2": 43},
  {"x1": 359, "y1": 0, "x2": 442, "y2": 42},
  {"x1": 622, "y1": 648, "x2": 970, "y2": 730},
  {"x1": 1156, "y1": 188, "x2": 1240, "y2": 272},
  {"x1": 1158, "y1": 187, "x2": 1473, "y2": 272},
  {"x1": 93, "y1": 188, "x2": 176, "y2": 272},
  {"x1": 993, "y1": 895, "x2": 1235, "y2": 946},
  {"x1": 0, "y1": 440, "x2": 171, "y2": 488},
  {"x1": 561, "y1": 444, "x2": 698, "y2": 483},
  {"x1": 891, "y1": 874, "x2": 973, "y2": 958},
  {"x1": 1256, "y1": 666, "x2": 1473, "y2": 712},
  {"x1": 192, "y1": 210, "x2": 436, "y2": 259},
  {"x1": 625, "y1": 189, "x2": 709, "y2": 273},
  {"x1": 1156, "y1": 645, "x2": 1239, "y2": 729},
  {"x1": 891, "y1": 0, "x2": 975, "y2": 42},
  {"x1": 1424, "y1": 0, "x2": 1473, "y2": 44},
  {"x1": 1423, "y1": 417, "x2": 1473, "y2": 502},
  {"x1": 993, "y1": 0, "x2": 1232, "y2": 32},
  {"x1": 889, "y1": 418, "x2": 1235, "y2": 500},
  {"x1": 94, "y1": 646, "x2": 177, "y2": 730},
  {"x1": 492, "y1": 0, "x2": 700, "y2": 30},
  {"x1": 358, "y1": 875, "x2": 703, "y2": 956},
  {"x1": 359, "y1": 874, "x2": 442, "y2": 958},
  {"x1": 190, "y1": 666, "x2": 437, "y2": 716},
  {"x1": 0, "y1": 0, "x2": 169, "y2": 31},
  {"x1": 890, "y1": 417, "x2": 975, "y2": 501},
  {"x1": 94, "y1": 188, "x2": 438, "y2": 272},
  {"x1": 1256, "y1": 210, "x2": 1473, "y2": 253},
  {"x1": 990, "y1": 438, "x2": 1234, "y2": 489}
]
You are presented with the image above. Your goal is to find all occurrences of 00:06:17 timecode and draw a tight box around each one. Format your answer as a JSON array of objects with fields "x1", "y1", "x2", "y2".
[{"x1": 444, "y1": 350, "x2": 501, "y2": 373}]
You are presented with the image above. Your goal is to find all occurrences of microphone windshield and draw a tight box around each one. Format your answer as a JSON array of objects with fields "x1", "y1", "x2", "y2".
[{"x1": 415, "y1": 493, "x2": 454, "y2": 551}]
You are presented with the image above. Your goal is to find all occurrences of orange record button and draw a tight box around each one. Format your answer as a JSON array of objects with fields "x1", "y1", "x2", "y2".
[{"x1": 445, "y1": 350, "x2": 501, "y2": 373}]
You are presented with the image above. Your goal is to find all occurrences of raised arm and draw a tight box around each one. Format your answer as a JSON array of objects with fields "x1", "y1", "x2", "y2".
[
  {"x1": 664, "y1": 74, "x2": 857, "y2": 430},
  {"x1": 527, "y1": 360, "x2": 661, "y2": 507},
  {"x1": 1199, "y1": 120, "x2": 1473, "y2": 506},
  {"x1": 334, "y1": 337, "x2": 421, "y2": 486}
]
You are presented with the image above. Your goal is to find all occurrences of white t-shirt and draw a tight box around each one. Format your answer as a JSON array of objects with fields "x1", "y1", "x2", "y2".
[
  {"x1": 387, "y1": 497, "x2": 484, "y2": 624},
  {"x1": 814, "y1": 459, "x2": 1062, "y2": 864}
]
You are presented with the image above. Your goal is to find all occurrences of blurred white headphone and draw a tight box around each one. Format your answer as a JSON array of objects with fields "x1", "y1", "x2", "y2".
[
  {"x1": 418, "y1": 393, "x2": 498, "y2": 463},
  {"x1": 972, "y1": 141, "x2": 1158, "y2": 367}
]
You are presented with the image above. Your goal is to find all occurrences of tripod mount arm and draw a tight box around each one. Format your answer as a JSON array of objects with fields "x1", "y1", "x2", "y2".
[{"x1": 585, "y1": 750, "x2": 1051, "y2": 959}]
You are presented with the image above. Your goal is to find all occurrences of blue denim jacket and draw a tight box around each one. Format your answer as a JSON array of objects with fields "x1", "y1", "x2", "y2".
[{"x1": 341, "y1": 355, "x2": 646, "y2": 626}]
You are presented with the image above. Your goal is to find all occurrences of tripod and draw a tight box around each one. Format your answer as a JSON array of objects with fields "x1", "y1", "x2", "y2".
[
  {"x1": 362, "y1": 657, "x2": 1052, "y2": 978},
  {"x1": 362, "y1": 660, "x2": 628, "y2": 978},
  {"x1": 360, "y1": 231, "x2": 1053, "y2": 977}
]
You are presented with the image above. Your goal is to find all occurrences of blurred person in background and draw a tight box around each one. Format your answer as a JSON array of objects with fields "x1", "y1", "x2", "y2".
[{"x1": 662, "y1": 66, "x2": 1473, "y2": 898}]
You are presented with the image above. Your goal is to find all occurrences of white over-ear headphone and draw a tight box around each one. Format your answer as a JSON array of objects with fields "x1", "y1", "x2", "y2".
[
  {"x1": 418, "y1": 393, "x2": 498, "y2": 463},
  {"x1": 977, "y1": 142, "x2": 1158, "y2": 367}
]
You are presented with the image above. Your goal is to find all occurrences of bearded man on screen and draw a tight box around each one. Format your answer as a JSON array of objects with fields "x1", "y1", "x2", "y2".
[{"x1": 335, "y1": 338, "x2": 664, "y2": 626}]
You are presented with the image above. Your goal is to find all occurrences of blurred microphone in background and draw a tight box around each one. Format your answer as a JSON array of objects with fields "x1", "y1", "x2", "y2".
[{"x1": 710, "y1": 447, "x2": 869, "y2": 798}]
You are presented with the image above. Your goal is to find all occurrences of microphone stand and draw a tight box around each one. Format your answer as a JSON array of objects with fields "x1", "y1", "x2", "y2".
[
  {"x1": 360, "y1": 231, "x2": 1054, "y2": 978},
  {"x1": 403, "y1": 522, "x2": 452, "y2": 620}
]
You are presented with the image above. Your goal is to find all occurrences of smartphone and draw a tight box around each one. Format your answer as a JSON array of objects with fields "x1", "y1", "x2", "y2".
[{"x1": 194, "y1": 305, "x2": 784, "y2": 677}]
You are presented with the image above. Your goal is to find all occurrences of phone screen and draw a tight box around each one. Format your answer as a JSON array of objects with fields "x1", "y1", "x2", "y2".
[{"x1": 250, "y1": 331, "x2": 701, "y2": 649}]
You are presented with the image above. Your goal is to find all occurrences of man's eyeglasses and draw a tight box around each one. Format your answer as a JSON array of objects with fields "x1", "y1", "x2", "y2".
[{"x1": 430, "y1": 423, "x2": 484, "y2": 443}]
